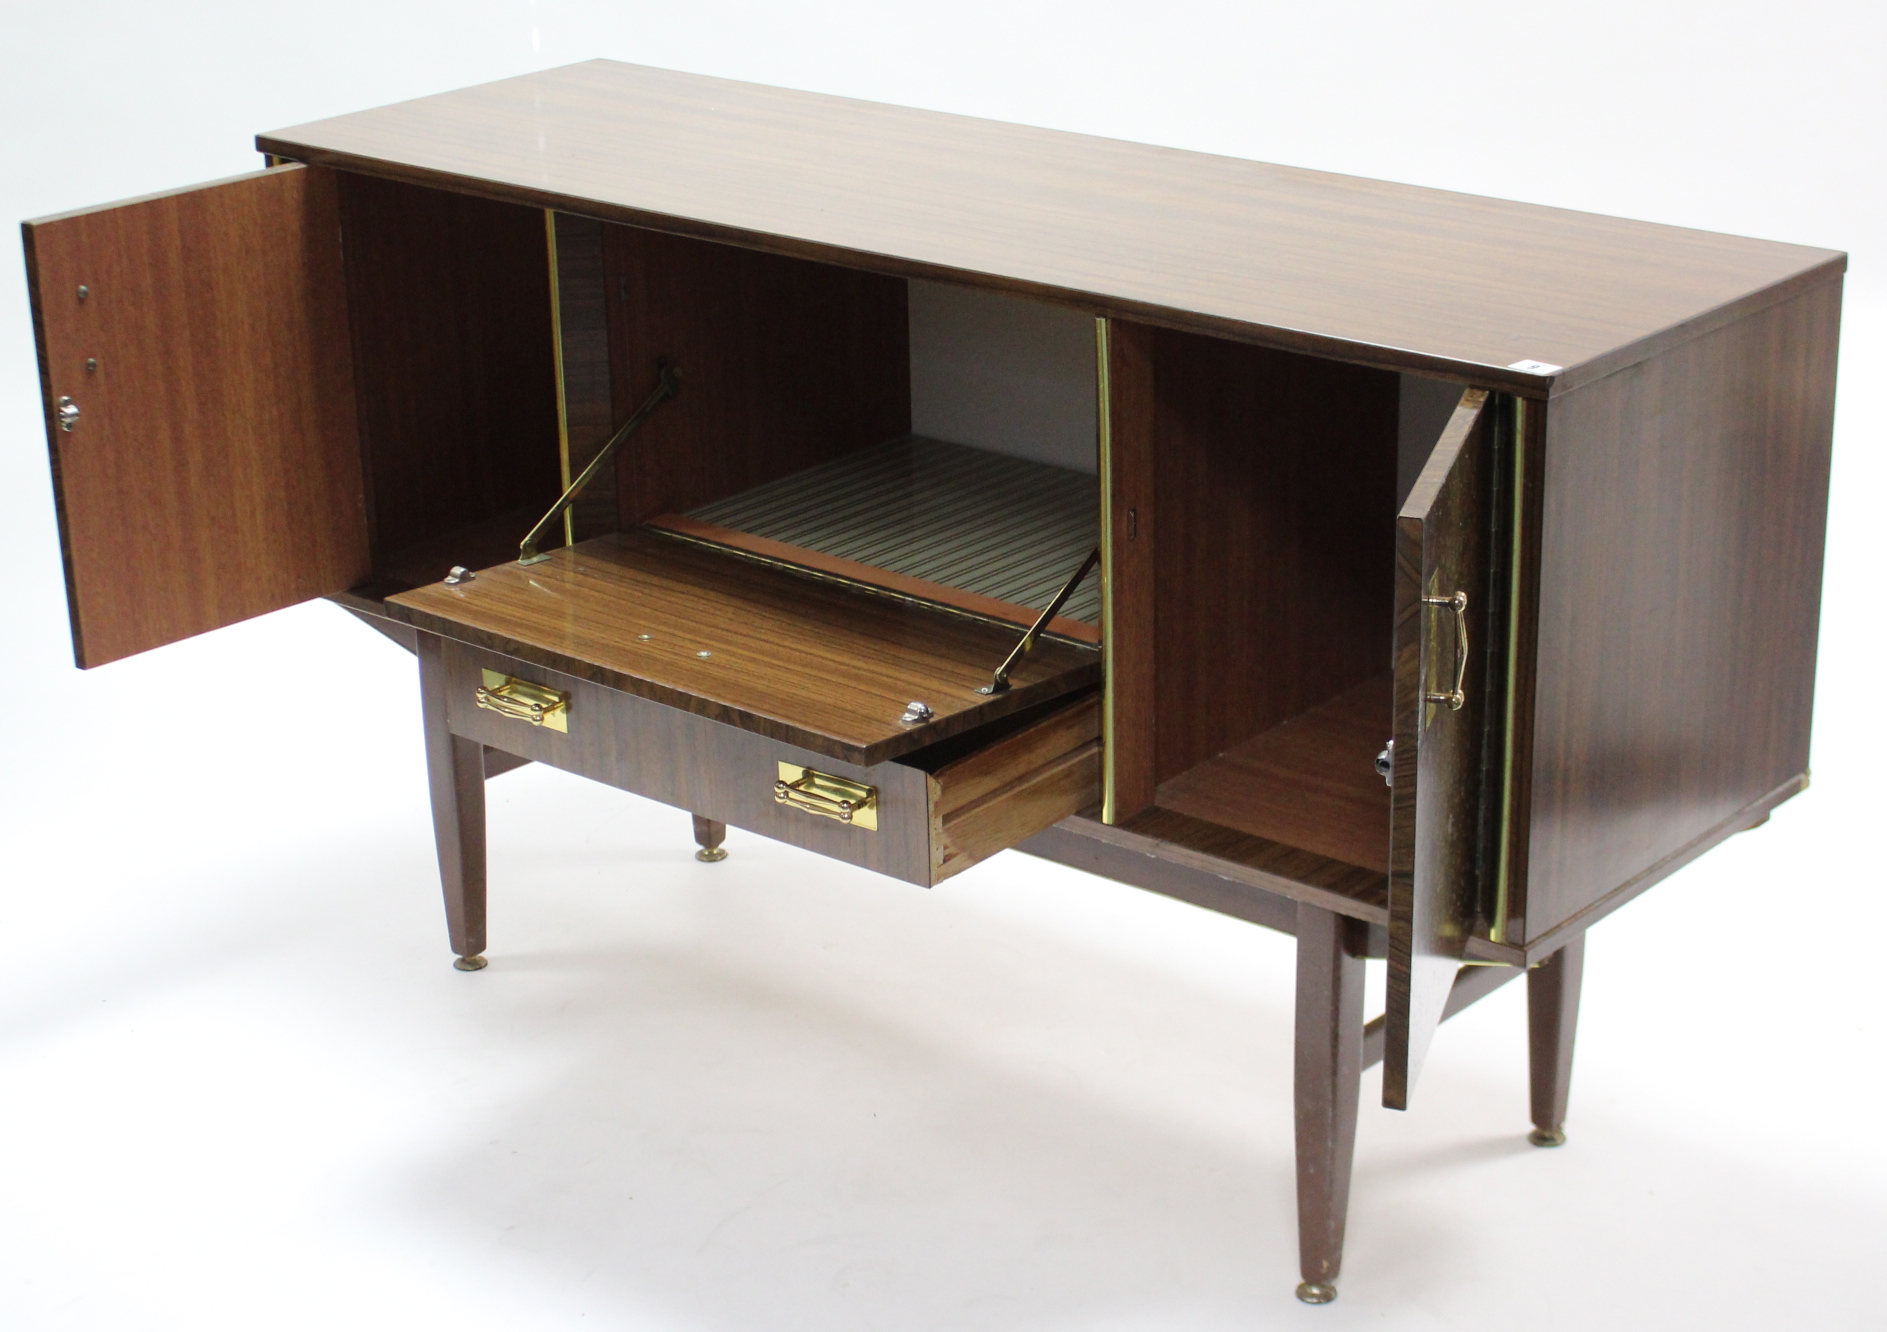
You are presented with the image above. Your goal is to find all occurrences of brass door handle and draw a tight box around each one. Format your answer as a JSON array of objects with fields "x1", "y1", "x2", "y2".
[
  {"x1": 1422, "y1": 591, "x2": 1468, "y2": 711},
  {"x1": 475, "y1": 670, "x2": 569, "y2": 731},
  {"x1": 775, "y1": 762, "x2": 878, "y2": 830}
]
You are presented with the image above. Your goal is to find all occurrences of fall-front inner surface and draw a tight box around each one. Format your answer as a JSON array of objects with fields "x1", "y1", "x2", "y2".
[{"x1": 385, "y1": 529, "x2": 1100, "y2": 765}]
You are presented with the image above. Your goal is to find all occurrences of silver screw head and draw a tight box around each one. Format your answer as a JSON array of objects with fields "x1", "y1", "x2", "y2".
[
  {"x1": 84, "y1": 358, "x2": 97, "y2": 374},
  {"x1": 696, "y1": 650, "x2": 713, "y2": 658},
  {"x1": 76, "y1": 284, "x2": 89, "y2": 302}
]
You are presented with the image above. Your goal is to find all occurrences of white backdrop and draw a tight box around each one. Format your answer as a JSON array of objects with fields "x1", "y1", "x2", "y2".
[{"x1": 1, "y1": 5, "x2": 1881, "y2": 1329}]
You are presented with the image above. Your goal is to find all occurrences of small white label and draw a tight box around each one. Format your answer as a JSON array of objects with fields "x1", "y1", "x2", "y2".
[{"x1": 1507, "y1": 359, "x2": 1563, "y2": 375}]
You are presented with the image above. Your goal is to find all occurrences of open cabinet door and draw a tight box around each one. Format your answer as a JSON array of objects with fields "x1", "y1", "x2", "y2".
[
  {"x1": 24, "y1": 164, "x2": 368, "y2": 667},
  {"x1": 1384, "y1": 388, "x2": 1493, "y2": 1109}
]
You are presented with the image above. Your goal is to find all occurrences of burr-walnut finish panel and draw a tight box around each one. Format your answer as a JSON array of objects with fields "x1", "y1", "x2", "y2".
[
  {"x1": 387, "y1": 529, "x2": 1099, "y2": 766},
  {"x1": 23, "y1": 165, "x2": 369, "y2": 667},
  {"x1": 1522, "y1": 279, "x2": 1841, "y2": 939},
  {"x1": 258, "y1": 60, "x2": 1843, "y2": 392}
]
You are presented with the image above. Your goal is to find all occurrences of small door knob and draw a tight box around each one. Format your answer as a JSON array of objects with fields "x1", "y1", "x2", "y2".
[{"x1": 56, "y1": 396, "x2": 79, "y2": 432}]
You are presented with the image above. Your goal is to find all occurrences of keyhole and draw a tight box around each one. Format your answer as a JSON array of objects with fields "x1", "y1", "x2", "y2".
[{"x1": 1127, "y1": 507, "x2": 1138, "y2": 540}]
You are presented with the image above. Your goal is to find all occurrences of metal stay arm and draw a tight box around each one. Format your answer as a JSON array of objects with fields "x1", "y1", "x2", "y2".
[
  {"x1": 978, "y1": 545, "x2": 1101, "y2": 695},
  {"x1": 518, "y1": 364, "x2": 682, "y2": 565}
]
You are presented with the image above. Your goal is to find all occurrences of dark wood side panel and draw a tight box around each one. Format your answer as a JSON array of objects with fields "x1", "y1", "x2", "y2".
[
  {"x1": 604, "y1": 224, "x2": 909, "y2": 523},
  {"x1": 1522, "y1": 279, "x2": 1840, "y2": 939},
  {"x1": 1137, "y1": 323, "x2": 1400, "y2": 785},
  {"x1": 23, "y1": 165, "x2": 368, "y2": 667},
  {"x1": 1104, "y1": 317, "x2": 1159, "y2": 820},
  {"x1": 550, "y1": 212, "x2": 618, "y2": 542},
  {"x1": 337, "y1": 172, "x2": 560, "y2": 569}
]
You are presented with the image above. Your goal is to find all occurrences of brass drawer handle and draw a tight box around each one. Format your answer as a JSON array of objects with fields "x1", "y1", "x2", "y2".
[
  {"x1": 475, "y1": 669, "x2": 569, "y2": 732},
  {"x1": 1422, "y1": 591, "x2": 1468, "y2": 711},
  {"x1": 775, "y1": 762, "x2": 878, "y2": 830}
]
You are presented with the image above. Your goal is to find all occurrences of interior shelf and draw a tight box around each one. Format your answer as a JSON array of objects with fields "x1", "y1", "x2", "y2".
[
  {"x1": 657, "y1": 435, "x2": 1102, "y2": 634},
  {"x1": 1155, "y1": 675, "x2": 1393, "y2": 873}
]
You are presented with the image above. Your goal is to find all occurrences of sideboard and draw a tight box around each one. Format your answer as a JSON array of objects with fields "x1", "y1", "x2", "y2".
[{"x1": 22, "y1": 60, "x2": 1841, "y2": 1303}]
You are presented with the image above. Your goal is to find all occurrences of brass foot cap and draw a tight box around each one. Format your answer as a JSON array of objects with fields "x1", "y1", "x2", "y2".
[
  {"x1": 695, "y1": 846, "x2": 729, "y2": 863},
  {"x1": 1528, "y1": 1127, "x2": 1566, "y2": 1147},
  {"x1": 1296, "y1": 1282, "x2": 1337, "y2": 1305},
  {"x1": 453, "y1": 954, "x2": 489, "y2": 972}
]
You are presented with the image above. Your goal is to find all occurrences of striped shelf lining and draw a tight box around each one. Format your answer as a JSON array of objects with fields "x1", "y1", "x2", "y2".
[{"x1": 687, "y1": 436, "x2": 1102, "y2": 625}]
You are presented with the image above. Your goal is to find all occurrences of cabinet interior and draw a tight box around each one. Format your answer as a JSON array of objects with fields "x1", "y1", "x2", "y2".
[
  {"x1": 346, "y1": 174, "x2": 1103, "y2": 648},
  {"x1": 1120, "y1": 327, "x2": 1464, "y2": 875},
  {"x1": 339, "y1": 173, "x2": 1461, "y2": 869}
]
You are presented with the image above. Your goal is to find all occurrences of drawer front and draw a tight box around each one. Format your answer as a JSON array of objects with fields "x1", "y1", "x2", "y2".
[
  {"x1": 440, "y1": 640, "x2": 1100, "y2": 886},
  {"x1": 442, "y1": 641, "x2": 934, "y2": 882}
]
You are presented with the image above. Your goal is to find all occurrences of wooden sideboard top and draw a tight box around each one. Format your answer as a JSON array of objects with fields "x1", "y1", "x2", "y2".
[{"x1": 258, "y1": 60, "x2": 1843, "y2": 396}]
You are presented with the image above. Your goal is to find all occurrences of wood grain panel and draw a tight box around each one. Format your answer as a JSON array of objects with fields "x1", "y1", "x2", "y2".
[
  {"x1": 550, "y1": 211, "x2": 619, "y2": 542},
  {"x1": 438, "y1": 637, "x2": 934, "y2": 883},
  {"x1": 1081, "y1": 807, "x2": 1389, "y2": 924},
  {"x1": 387, "y1": 529, "x2": 1099, "y2": 766},
  {"x1": 929, "y1": 692, "x2": 1102, "y2": 880},
  {"x1": 23, "y1": 164, "x2": 368, "y2": 667},
  {"x1": 1156, "y1": 675, "x2": 1392, "y2": 873},
  {"x1": 1142, "y1": 324, "x2": 1400, "y2": 785},
  {"x1": 928, "y1": 692, "x2": 1100, "y2": 817},
  {"x1": 934, "y1": 742, "x2": 1102, "y2": 882},
  {"x1": 1103, "y1": 317, "x2": 1159, "y2": 820},
  {"x1": 604, "y1": 223, "x2": 909, "y2": 523},
  {"x1": 442, "y1": 638, "x2": 1099, "y2": 885},
  {"x1": 1385, "y1": 392, "x2": 1494, "y2": 1110},
  {"x1": 258, "y1": 61, "x2": 1844, "y2": 394},
  {"x1": 337, "y1": 173, "x2": 560, "y2": 565},
  {"x1": 1521, "y1": 281, "x2": 1839, "y2": 939},
  {"x1": 1016, "y1": 821, "x2": 1304, "y2": 938}
]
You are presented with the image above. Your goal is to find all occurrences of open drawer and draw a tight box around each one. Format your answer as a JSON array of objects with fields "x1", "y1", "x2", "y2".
[
  {"x1": 390, "y1": 530, "x2": 1103, "y2": 885},
  {"x1": 425, "y1": 636, "x2": 1100, "y2": 887}
]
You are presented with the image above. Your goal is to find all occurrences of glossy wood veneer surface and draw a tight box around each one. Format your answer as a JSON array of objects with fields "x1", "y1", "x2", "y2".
[
  {"x1": 24, "y1": 165, "x2": 369, "y2": 667},
  {"x1": 1522, "y1": 280, "x2": 1838, "y2": 938},
  {"x1": 605, "y1": 222, "x2": 909, "y2": 524},
  {"x1": 387, "y1": 529, "x2": 1100, "y2": 765},
  {"x1": 1156, "y1": 675, "x2": 1393, "y2": 874},
  {"x1": 258, "y1": 61, "x2": 1843, "y2": 393},
  {"x1": 339, "y1": 173, "x2": 560, "y2": 561},
  {"x1": 1143, "y1": 326, "x2": 1398, "y2": 787}
]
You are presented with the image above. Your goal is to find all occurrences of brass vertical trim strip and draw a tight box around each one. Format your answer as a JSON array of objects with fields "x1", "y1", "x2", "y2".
[
  {"x1": 1096, "y1": 316, "x2": 1118, "y2": 823},
  {"x1": 1490, "y1": 396, "x2": 1526, "y2": 942},
  {"x1": 544, "y1": 210, "x2": 576, "y2": 549}
]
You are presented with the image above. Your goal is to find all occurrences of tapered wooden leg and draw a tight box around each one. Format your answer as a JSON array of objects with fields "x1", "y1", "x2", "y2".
[
  {"x1": 1294, "y1": 903, "x2": 1365, "y2": 1304},
  {"x1": 418, "y1": 633, "x2": 488, "y2": 970},
  {"x1": 1527, "y1": 932, "x2": 1585, "y2": 1146},
  {"x1": 692, "y1": 814, "x2": 729, "y2": 863}
]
